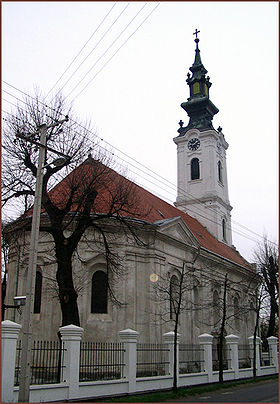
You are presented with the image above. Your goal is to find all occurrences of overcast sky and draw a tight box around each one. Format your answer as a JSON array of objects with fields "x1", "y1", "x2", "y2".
[{"x1": 2, "y1": 1, "x2": 278, "y2": 261}]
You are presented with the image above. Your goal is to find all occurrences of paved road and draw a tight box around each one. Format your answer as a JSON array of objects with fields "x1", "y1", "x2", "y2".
[{"x1": 170, "y1": 379, "x2": 279, "y2": 403}]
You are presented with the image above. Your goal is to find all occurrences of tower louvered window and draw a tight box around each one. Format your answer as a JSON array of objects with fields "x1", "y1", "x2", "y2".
[
  {"x1": 222, "y1": 219, "x2": 227, "y2": 241},
  {"x1": 218, "y1": 161, "x2": 222, "y2": 183},
  {"x1": 191, "y1": 158, "x2": 200, "y2": 180}
]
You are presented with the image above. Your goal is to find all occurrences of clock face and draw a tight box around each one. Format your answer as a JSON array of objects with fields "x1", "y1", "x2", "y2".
[{"x1": 188, "y1": 138, "x2": 200, "y2": 151}]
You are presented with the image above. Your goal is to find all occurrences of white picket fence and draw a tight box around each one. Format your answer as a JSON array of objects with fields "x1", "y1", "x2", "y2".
[{"x1": 2, "y1": 320, "x2": 278, "y2": 403}]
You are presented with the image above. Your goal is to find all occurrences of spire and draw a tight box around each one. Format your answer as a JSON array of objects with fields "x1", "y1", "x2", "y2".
[
  {"x1": 189, "y1": 32, "x2": 207, "y2": 79},
  {"x1": 193, "y1": 39, "x2": 203, "y2": 65},
  {"x1": 177, "y1": 30, "x2": 219, "y2": 135}
]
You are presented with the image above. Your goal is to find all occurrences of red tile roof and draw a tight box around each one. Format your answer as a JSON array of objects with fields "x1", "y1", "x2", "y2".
[{"x1": 45, "y1": 158, "x2": 252, "y2": 270}]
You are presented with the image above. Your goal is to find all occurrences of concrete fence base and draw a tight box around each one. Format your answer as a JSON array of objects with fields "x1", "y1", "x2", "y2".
[{"x1": 1, "y1": 321, "x2": 278, "y2": 403}]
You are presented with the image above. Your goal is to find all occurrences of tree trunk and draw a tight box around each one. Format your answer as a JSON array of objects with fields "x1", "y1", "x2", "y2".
[
  {"x1": 218, "y1": 332, "x2": 224, "y2": 383},
  {"x1": 266, "y1": 301, "x2": 277, "y2": 338},
  {"x1": 253, "y1": 322, "x2": 258, "y2": 379},
  {"x1": 219, "y1": 273, "x2": 228, "y2": 384},
  {"x1": 1, "y1": 271, "x2": 7, "y2": 321},
  {"x1": 173, "y1": 317, "x2": 178, "y2": 393},
  {"x1": 253, "y1": 295, "x2": 260, "y2": 379},
  {"x1": 55, "y1": 245, "x2": 80, "y2": 327}
]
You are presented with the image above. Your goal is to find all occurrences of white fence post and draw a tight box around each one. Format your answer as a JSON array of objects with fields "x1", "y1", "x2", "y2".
[
  {"x1": 248, "y1": 336, "x2": 261, "y2": 376},
  {"x1": 267, "y1": 336, "x2": 278, "y2": 373},
  {"x1": 118, "y1": 328, "x2": 139, "y2": 393},
  {"x1": 198, "y1": 333, "x2": 213, "y2": 382},
  {"x1": 163, "y1": 331, "x2": 180, "y2": 381},
  {"x1": 225, "y1": 334, "x2": 239, "y2": 379},
  {"x1": 59, "y1": 324, "x2": 84, "y2": 400},
  {"x1": 1, "y1": 320, "x2": 22, "y2": 403}
]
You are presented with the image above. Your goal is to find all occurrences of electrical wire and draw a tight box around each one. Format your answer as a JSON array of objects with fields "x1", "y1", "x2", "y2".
[
  {"x1": 64, "y1": 3, "x2": 148, "y2": 100},
  {"x1": 70, "y1": 3, "x2": 160, "y2": 101},
  {"x1": 2, "y1": 82, "x2": 278, "y2": 248},
  {"x1": 54, "y1": 2, "x2": 132, "y2": 99},
  {"x1": 46, "y1": 2, "x2": 118, "y2": 99},
  {"x1": 2, "y1": 84, "x2": 276, "y2": 246}
]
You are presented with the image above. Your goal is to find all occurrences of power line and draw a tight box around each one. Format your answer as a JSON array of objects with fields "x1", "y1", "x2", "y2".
[
  {"x1": 46, "y1": 2, "x2": 118, "y2": 98},
  {"x1": 3, "y1": 89, "x2": 210, "y2": 227},
  {"x1": 2, "y1": 82, "x2": 278, "y2": 247},
  {"x1": 3, "y1": 89, "x2": 32, "y2": 109},
  {"x1": 70, "y1": 2, "x2": 160, "y2": 101},
  {"x1": 1, "y1": 83, "x2": 274, "y2": 245},
  {"x1": 54, "y1": 2, "x2": 131, "y2": 99},
  {"x1": 64, "y1": 3, "x2": 148, "y2": 100}
]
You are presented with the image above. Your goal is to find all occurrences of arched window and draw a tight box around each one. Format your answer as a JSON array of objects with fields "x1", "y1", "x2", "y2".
[
  {"x1": 91, "y1": 271, "x2": 108, "y2": 314},
  {"x1": 222, "y1": 219, "x2": 227, "y2": 241},
  {"x1": 170, "y1": 275, "x2": 180, "y2": 320},
  {"x1": 191, "y1": 158, "x2": 200, "y2": 180},
  {"x1": 218, "y1": 161, "x2": 222, "y2": 183},
  {"x1": 34, "y1": 271, "x2": 42, "y2": 314},
  {"x1": 213, "y1": 290, "x2": 220, "y2": 327}
]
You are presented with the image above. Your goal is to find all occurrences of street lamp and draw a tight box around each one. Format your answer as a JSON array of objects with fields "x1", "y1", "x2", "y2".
[
  {"x1": 3, "y1": 296, "x2": 26, "y2": 316},
  {"x1": 43, "y1": 156, "x2": 69, "y2": 169}
]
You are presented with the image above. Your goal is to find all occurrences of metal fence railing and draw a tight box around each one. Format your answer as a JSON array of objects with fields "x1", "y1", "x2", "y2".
[
  {"x1": 238, "y1": 344, "x2": 252, "y2": 369},
  {"x1": 179, "y1": 344, "x2": 204, "y2": 374},
  {"x1": 79, "y1": 342, "x2": 125, "y2": 382},
  {"x1": 212, "y1": 344, "x2": 229, "y2": 371},
  {"x1": 15, "y1": 340, "x2": 65, "y2": 385},
  {"x1": 14, "y1": 337, "x2": 274, "y2": 387},
  {"x1": 136, "y1": 343, "x2": 169, "y2": 377}
]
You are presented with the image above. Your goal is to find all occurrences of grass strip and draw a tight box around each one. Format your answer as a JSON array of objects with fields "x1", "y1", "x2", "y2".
[{"x1": 100, "y1": 375, "x2": 278, "y2": 402}]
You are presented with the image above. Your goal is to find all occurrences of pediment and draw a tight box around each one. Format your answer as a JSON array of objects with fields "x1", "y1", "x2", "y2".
[
  {"x1": 154, "y1": 216, "x2": 200, "y2": 247},
  {"x1": 82, "y1": 253, "x2": 106, "y2": 267}
]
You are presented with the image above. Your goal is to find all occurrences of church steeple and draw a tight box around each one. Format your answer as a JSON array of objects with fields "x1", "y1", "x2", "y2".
[
  {"x1": 189, "y1": 30, "x2": 207, "y2": 78},
  {"x1": 173, "y1": 31, "x2": 233, "y2": 245},
  {"x1": 178, "y1": 30, "x2": 219, "y2": 135}
]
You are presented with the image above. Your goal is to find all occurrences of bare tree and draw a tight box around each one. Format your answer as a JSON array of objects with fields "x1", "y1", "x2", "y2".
[
  {"x1": 2, "y1": 92, "x2": 147, "y2": 327},
  {"x1": 200, "y1": 268, "x2": 259, "y2": 383},
  {"x1": 152, "y1": 250, "x2": 200, "y2": 392},
  {"x1": 254, "y1": 237, "x2": 279, "y2": 338},
  {"x1": 1, "y1": 229, "x2": 9, "y2": 321},
  {"x1": 1, "y1": 224, "x2": 27, "y2": 321},
  {"x1": 151, "y1": 243, "x2": 259, "y2": 386},
  {"x1": 251, "y1": 285, "x2": 264, "y2": 379}
]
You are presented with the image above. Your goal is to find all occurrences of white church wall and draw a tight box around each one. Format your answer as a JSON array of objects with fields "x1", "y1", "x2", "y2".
[
  {"x1": 4, "y1": 220, "x2": 256, "y2": 345},
  {"x1": 174, "y1": 127, "x2": 233, "y2": 245}
]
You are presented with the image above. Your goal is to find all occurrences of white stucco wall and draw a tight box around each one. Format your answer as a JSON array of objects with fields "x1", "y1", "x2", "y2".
[
  {"x1": 174, "y1": 128, "x2": 232, "y2": 245},
  {"x1": 5, "y1": 218, "x2": 256, "y2": 345}
]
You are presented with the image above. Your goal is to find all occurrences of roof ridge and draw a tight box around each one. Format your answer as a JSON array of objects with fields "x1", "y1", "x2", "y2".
[{"x1": 24, "y1": 158, "x2": 251, "y2": 270}]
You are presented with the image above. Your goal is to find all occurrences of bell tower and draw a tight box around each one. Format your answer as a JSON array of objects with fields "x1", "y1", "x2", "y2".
[{"x1": 173, "y1": 30, "x2": 232, "y2": 245}]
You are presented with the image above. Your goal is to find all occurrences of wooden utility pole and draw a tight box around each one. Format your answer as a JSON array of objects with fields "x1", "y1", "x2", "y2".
[{"x1": 18, "y1": 117, "x2": 68, "y2": 402}]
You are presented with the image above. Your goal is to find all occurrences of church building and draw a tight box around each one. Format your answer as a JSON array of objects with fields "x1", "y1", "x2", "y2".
[
  {"x1": 174, "y1": 32, "x2": 232, "y2": 245},
  {"x1": 4, "y1": 34, "x2": 257, "y2": 345}
]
